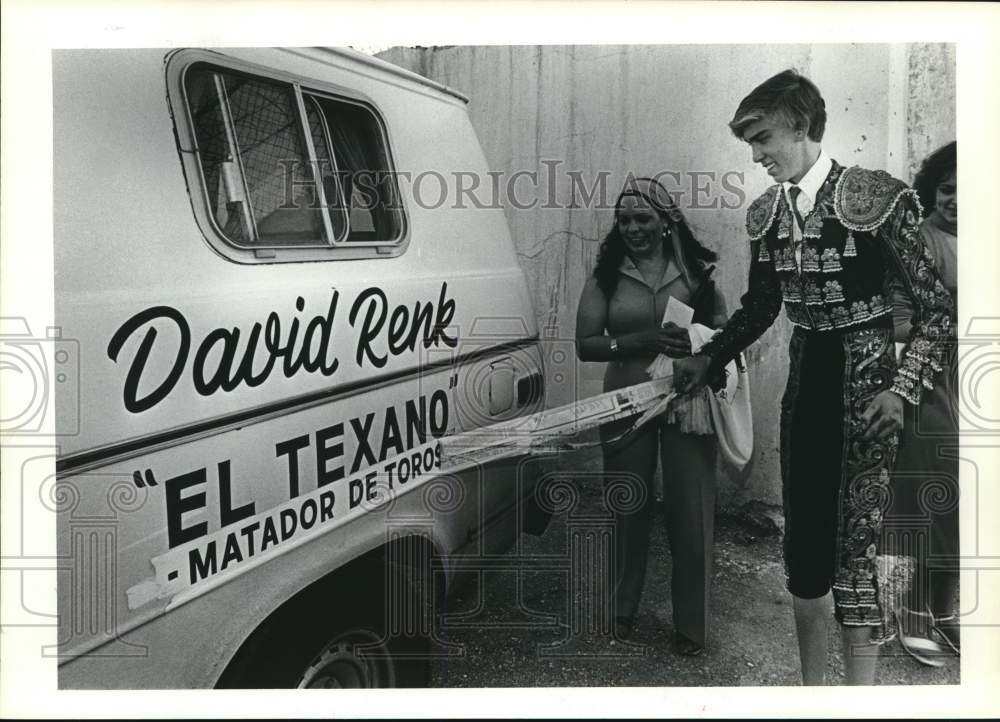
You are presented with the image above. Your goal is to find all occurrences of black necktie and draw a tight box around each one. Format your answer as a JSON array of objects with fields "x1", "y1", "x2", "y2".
[{"x1": 788, "y1": 186, "x2": 806, "y2": 232}]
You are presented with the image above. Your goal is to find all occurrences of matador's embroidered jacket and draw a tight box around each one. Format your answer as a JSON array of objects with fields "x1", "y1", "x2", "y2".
[
  {"x1": 697, "y1": 161, "x2": 955, "y2": 636},
  {"x1": 700, "y1": 161, "x2": 954, "y2": 405}
]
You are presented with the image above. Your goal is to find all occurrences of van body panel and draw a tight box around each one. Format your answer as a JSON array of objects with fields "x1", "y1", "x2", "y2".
[
  {"x1": 57, "y1": 456, "x2": 529, "y2": 689},
  {"x1": 54, "y1": 48, "x2": 543, "y2": 688},
  {"x1": 55, "y1": 48, "x2": 534, "y2": 460}
]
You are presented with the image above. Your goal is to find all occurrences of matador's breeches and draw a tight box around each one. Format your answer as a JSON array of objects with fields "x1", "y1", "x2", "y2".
[{"x1": 780, "y1": 324, "x2": 903, "y2": 639}]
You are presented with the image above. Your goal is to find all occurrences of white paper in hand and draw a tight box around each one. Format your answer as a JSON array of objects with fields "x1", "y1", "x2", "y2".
[
  {"x1": 662, "y1": 296, "x2": 694, "y2": 328},
  {"x1": 647, "y1": 296, "x2": 696, "y2": 379}
]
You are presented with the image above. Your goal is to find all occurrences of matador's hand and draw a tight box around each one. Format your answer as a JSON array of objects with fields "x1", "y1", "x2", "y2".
[
  {"x1": 673, "y1": 355, "x2": 711, "y2": 395},
  {"x1": 860, "y1": 389, "x2": 905, "y2": 441}
]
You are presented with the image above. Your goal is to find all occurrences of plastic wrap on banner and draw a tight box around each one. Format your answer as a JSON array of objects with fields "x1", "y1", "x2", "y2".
[{"x1": 438, "y1": 376, "x2": 676, "y2": 468}]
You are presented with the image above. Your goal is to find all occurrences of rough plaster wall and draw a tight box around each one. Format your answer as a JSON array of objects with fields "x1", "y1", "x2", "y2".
[
  {"x1": 906, "y1": 43, "x2": 957, "y2": 184},
  {"x1": 379, "y1": 44, "x2": 933, "y2": 509}
]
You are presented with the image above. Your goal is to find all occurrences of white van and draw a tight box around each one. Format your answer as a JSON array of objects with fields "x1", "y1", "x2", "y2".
[{"x1": 53, "y1": 47, "x2": 544, "y2": 688}]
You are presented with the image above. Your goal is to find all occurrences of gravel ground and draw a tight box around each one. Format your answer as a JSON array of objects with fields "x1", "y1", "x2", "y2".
[{"x1": 429, "y1": 463, "x2": 960, "y2": 688}]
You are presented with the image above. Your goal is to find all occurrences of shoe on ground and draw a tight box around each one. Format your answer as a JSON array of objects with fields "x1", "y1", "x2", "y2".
[
  {"x1": 671, "y1": 631, "x2": 704, "y2": 657},
  {"x1": 613, "y1": 616, "x2": 634, "y2": 640}
]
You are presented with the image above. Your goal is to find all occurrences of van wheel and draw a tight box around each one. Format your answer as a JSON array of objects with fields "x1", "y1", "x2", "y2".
[
  {"x1": 295, "y1": 627, "x2": 398, "y2": 688},
  {"x1": 218, "y1": 561, "x2": 433, "y2": 689}
]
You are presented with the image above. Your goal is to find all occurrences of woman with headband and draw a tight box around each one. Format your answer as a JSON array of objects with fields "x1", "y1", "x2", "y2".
[{"x1": 575, "y1": 176, "x2": 727, "y2": 656}]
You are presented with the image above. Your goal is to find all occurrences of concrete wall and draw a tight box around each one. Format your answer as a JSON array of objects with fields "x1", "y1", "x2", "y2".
[
  {"x1": 379, "y1": 44, "x2": 955, "y2": 509},
  {"x1": 905, "y1": 43, "x2": 957, "y2": 182}
]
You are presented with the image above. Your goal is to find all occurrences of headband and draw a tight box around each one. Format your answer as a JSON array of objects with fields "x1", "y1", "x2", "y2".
[{"x1": 617, "y1": 177, "x2": 685, "y2": 224}]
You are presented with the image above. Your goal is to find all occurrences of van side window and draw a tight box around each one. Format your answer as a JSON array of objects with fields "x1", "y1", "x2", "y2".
[{"x1": 183, "y1": 64, "x2": 404, "y2": 256}]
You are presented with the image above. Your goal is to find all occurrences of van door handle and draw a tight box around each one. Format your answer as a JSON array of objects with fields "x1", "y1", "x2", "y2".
[{"x1": 487, "y1": 359, "x2": 515, "y2": 416}]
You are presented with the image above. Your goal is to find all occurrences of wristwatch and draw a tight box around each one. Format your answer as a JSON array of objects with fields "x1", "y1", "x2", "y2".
[{"x1": 609, "y1": 338, "x2": 619, "y2": 354}]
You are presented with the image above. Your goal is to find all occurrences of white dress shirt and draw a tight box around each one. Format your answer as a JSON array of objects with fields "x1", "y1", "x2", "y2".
[{"x1": 782, "y1": 149, "x2": 833, "y2": 270}]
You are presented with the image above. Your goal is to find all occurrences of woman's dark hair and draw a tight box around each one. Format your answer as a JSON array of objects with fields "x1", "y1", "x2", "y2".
[
  {"x1": 912, "y1": 141, "x2": 956, "y2": 217},
  {"x1": 593, "y1": 205, "x2": 718, "y2": 297}
]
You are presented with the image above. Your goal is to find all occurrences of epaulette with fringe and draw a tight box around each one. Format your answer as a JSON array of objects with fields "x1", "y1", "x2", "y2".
[
  {"x1": 834, "y1": 166, "x2": 920, "y2": 232},
  {"x1": 746, "y1": 185, "x2": 783, "y2": 242}
]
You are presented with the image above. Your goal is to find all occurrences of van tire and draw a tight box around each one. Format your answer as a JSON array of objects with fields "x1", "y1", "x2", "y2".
[
  {"x1": 217, "y1": 561, "x2": 433, "y2": 689},
  {"x1": 293, "y1": 562, "x2": 433, "y2": 689}
]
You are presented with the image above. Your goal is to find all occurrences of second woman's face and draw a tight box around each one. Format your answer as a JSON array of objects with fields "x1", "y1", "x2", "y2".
[
  {"x1": 935, "y1": 170, "x2": 957, "y2": 227},
  {"x1": 617, "y1": 195, "x2": 666, "y2": 258}
]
